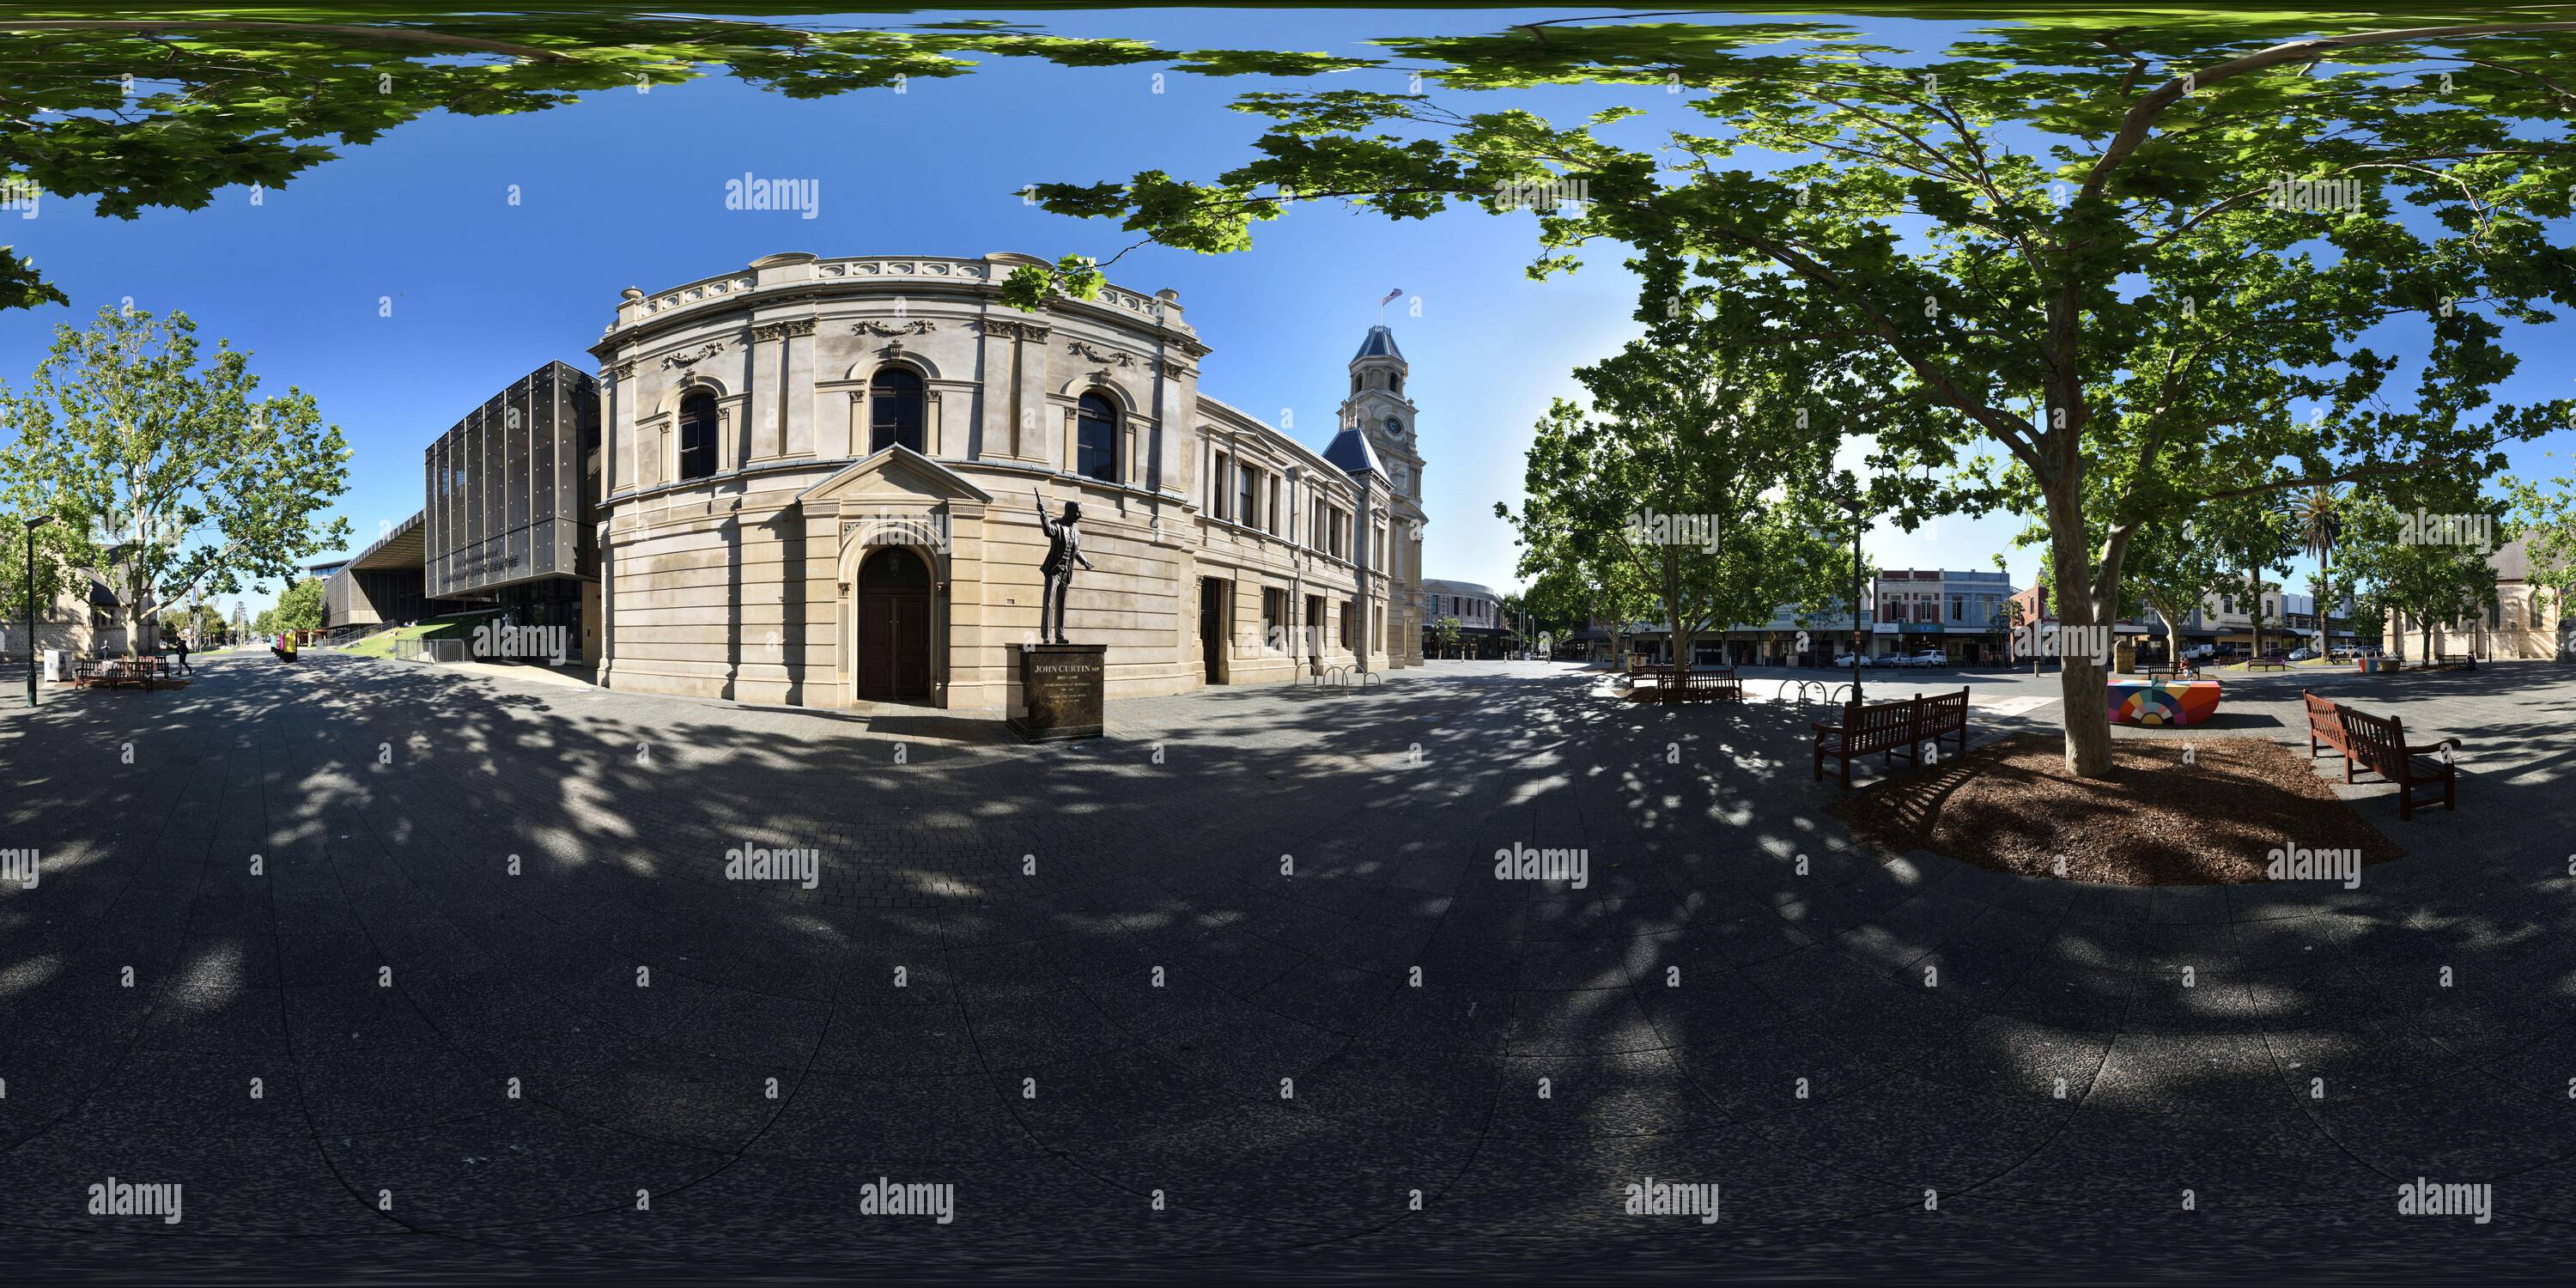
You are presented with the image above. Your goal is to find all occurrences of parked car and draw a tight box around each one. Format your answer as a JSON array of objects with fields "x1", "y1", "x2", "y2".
[
  {"x1": 2184, "y1": 643, "x2": 2217, "y2": 660},
  {"x1": 1832, "y1": 653, "x2": 1872, "y2": 668},
  {"x1": 2287, "y1": 647, "x2": 2318, "y2": 661},
  {"x1": 1905, "y1": 649, "x2": 1946, "y2": 667}
]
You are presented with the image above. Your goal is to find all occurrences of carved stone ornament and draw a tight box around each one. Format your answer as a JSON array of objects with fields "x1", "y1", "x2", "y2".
[
  {"x1": 856, "y1": 319, "x2": 936, "y2": 337},
  {"x1": 975, "y1": 319, "x2": 1052, "y2": 342},
  {"x1": 659, "y1": 342, "x2": 724, "y2": 370}
]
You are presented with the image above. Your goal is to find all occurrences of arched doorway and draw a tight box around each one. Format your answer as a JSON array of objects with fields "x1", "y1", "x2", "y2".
[{"x1": 855, "y1": 546, "x2": 932, "y2": 700}]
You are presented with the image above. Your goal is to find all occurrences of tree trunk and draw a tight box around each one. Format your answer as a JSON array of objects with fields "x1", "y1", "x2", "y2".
[{"x1": 2044, "y1": 481, "x2": 2115, "y2": 778}]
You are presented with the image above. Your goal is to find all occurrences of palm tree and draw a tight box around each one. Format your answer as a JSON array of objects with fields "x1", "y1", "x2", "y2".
[{"x1": 2289, "y1": 485, "x2": 2346, "y2": 653}]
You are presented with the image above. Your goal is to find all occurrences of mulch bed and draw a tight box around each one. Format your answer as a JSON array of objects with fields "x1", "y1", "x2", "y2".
[{"x1": 1827, "y1": 733, "x2": 2404, "y2": 885}]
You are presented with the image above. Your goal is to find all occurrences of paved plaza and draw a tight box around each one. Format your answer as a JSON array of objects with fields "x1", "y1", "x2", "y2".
[{"x1": 3, "y1": 653, "x2": 2575, "y2": 1278}]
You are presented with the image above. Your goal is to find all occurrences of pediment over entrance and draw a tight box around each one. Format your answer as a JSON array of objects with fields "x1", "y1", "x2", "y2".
[{"x1": 795, "y1": 444, "x2": 994, "y2": 512}]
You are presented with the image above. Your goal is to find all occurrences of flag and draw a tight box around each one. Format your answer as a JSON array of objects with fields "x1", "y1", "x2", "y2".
[{"x1": 1378, "y1": 288, "x2": 1403, "y2": 306}]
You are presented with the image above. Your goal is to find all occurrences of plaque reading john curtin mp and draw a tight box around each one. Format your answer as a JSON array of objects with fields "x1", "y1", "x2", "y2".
[{"x1": 1009, "y1": 643, "x2": 1107, "y2": 742}]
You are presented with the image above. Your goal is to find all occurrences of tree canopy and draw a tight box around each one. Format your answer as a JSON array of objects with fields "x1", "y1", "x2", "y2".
[
  {"x1": 1024, "y1": 12, "x2": 2576, "y2": 771},
  {"x1": 0, "y1": 307, "x2": 352, "y2": 657}
]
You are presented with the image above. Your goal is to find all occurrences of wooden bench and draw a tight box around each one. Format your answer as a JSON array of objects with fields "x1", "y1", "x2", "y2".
[
  {"x1": 2433, "y1": 653, "x2": 2478, "y2": 671},
  {"x1": 1680, "y1": 668, "x2": 1743, "y2": 702},
  {"x1": 1916, "y1": 687, "x2": 1969, "y2": 756},
  {"x1": 2245, "y1": 657, "x2": 2289, "y2": 671},
  {"x1": 2336, "y1": 703, "x2": 2460, "y2": 821},
  {"x1": 2140, "y1": 661, "x2": 2202, "y2": 682},
  {"x1": 2302, "y1": 690, "x2": 2353, "y2": 780},
  {"x1": 93, "y1": 656, "x2": 161, "y2": 690},
  {"x1": 1813, "y1": 698, "x2": 1918, "y2": 787}
]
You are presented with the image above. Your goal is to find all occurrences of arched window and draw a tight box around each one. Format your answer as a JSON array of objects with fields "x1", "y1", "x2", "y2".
[
  {"x1": 870, "y1": 368, "x2": 924, "y2": 454},
  {"x1": 1076, "y1": 392, "x2": 1119, "y2": 483},
  {"x1": 677, "y1": 390, "x2": 719, "y2": 481},
  {"x1": 1390, "y1": 372, "x2": 1402, "y2": 395},
  {"x1": 1352, "y1": 374, "x2": 1361, "y2": 394}
]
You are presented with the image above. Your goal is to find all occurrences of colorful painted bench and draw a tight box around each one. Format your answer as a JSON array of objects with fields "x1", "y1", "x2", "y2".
[{"x1": 2106, "y1": 677, "x2": 2221, "y2": 726}]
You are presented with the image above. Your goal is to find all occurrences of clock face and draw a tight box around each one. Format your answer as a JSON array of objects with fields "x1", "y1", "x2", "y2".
[{"x1": 1383, "y1": 416, "x2": 1404, "y2": 439}]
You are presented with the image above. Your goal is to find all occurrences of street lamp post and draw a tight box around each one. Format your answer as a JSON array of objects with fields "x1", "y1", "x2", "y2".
[
  {"x1": 22, "y1": 514, "x2": 56, "y2": 709},
  {"x1": 1838, "y1": 494, "x2": 1865, "y2": 707}
]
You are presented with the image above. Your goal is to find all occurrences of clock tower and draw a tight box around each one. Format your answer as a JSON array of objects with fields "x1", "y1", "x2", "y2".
[{"x1": 1343, "y1": 325, "x2": 1425, "y2": 668}]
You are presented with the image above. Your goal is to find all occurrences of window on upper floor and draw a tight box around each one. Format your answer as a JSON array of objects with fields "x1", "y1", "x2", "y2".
[
  {"x1": 677, "y1": 391, "x2": 719, "y2": 481},
  {"x1": 1210, "y1": 451, "x2": 1229, "y2": 519},
  {"x1": 1239, "y1": 466, "x2": 1257, "y2": 530},
  {"x1": 1076, "y1": 392, "x2": 1119, "y2": 483},
  {"x1": 869, "y1": 368, "x2": 924, "y2": 454}
]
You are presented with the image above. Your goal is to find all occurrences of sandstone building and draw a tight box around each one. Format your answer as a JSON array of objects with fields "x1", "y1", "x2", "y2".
[{"x1": 585, "y1": 252, "x2": 1427, "y2": 709}]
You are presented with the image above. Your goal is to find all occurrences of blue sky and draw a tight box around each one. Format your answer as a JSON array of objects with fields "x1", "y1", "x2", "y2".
[{"x1": 2, "y1": 7, "x2": 2568, "y2": 621}]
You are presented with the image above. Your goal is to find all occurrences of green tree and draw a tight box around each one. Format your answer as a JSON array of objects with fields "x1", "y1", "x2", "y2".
[
  {"x1": 160, "y1": 602, "x2": 224, "y2": 647},
  {"x1": 1497, "y1": 317, "x2": 1844, "y2": 678},
  {"x1": 0, "y1": 502, "x2": 82, "y2": 656},
  {"x1": 1433, "y1": 616, "x2": 1461, "y2": 659},
  {"x1": 0, "y1": 11, "x2": 1370, "y2": 313},
  {"x1": 2123, "y1": 512, "x2": 2233, "y2": 664},
  {"x1": 0, "y1": 307, "x2": 352, "y2": 658},
  {"x1": 2503, "y1": 470, "x2": 2576, "y2": 638},
  {"x1": 252, "y1": 607, "x2": 277, "y2": 637},
  {"x1": 1025, "y1": 15, "x2": 2576, "y2": 775},
  {"x1": 273, "y1": 577, "x2": 326, "y2": 634},
  {"x1": 2339, "y1": 490, "x2": 2502, "y2": 662},
  {"x1": 2288, "y1": 485, "x2": 2347, "y2": 653},
  {"x1": 229, "y1": 600, "x2": 250, "y2": 644}
]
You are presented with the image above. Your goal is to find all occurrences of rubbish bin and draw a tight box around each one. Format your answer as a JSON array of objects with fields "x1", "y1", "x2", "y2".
[{"x1": 2114, "y1": 638, "x2": 2136, "y2": 675}]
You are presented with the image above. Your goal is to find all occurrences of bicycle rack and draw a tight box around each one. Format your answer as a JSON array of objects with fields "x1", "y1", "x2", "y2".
[
  {"x1": 1828, "y1": 683, "x2": 1857, "y2": 704},
  {"x1": 1777, "y1": 678, "x2": 1831, "y2": 706}
]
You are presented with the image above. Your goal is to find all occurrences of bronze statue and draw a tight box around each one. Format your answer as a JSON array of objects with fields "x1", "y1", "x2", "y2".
[{"x1": 1035, "y1": 488, "x2": 1093, "y2": 645}]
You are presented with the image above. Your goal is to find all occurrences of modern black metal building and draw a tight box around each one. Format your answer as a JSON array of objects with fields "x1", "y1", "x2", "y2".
[
  {"x1": 318, "y1": 361, "x2": 602, "y2": 656},
  {"x1": 418, "y1": 361, "x2": 604, "y2": 658}
]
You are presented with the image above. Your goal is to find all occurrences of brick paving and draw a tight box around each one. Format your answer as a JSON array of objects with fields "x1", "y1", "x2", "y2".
[{"x1": 3, "y1": 652, "x2": 2574, "y2": 1279}]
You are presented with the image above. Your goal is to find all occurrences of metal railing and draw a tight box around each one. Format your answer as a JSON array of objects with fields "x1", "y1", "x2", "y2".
[{"x1": 392, "y1": 638, "x2": 471, "y2": 664}]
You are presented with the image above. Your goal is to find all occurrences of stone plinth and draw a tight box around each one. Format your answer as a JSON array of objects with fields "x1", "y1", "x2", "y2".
[{"x1": 1008, "y1": 643, "x2": 1106, "y2": 742}]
